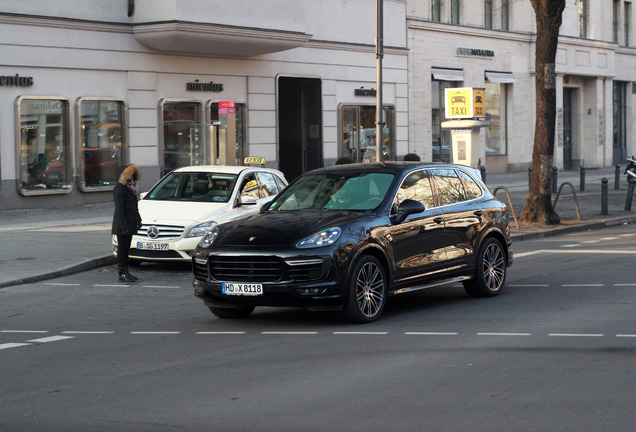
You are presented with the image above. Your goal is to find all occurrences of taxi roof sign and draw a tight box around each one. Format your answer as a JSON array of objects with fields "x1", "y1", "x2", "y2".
[
  {"x1": 445, "y1": 87, "x2": 485, "y2": 119},
  {"x1": 244, "y1": 156, "x2": 266, "y2": 166}
]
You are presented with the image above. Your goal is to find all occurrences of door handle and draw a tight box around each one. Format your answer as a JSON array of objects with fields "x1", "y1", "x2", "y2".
[{"x1": 433, "y1": 217, "x2": 444, "y2": 224}]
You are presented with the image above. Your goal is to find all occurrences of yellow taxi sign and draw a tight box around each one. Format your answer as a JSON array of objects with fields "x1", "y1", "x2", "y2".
[
  {"x1": 445, "y1": 87, "x2": 485, "y2": 119},
  {"x1": 244, "y1": 156, "x2": 266, "y2": 166}
]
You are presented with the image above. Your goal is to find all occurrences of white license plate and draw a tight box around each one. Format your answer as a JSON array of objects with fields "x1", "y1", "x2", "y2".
[
  {"x1": 136, "y1": 242, "x2": 169, "y2": 251},
  {"x1": 222, "y1": 282, "x2": 263, "y2": 296}
]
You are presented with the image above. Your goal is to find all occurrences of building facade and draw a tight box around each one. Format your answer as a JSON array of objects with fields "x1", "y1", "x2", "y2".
[
  {"x1": 1, "y1": 0, "x2": 635, "y2": 211},
  {"x1": 0, "y1": 0, "x2": 409, "y2": 210},
  {"x1": 407, "y1": 0, "x2": 636, "y2": 173}
]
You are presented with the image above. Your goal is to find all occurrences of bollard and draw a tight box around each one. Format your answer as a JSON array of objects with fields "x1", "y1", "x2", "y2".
[
  {"x1": 615, "y1": 165, "x2": 621, "y2": 190},
  {"x1": 625, "y1": 177, "x2": 636, "y2": 211},
  {"x1": 580, "y1": 165, "x2": 585, "y2": 192},
  {"x1": 528, "y1": 167, "x2": 532, "y2": 189},
  {"x1": 480, "y1": 165, "x2": 486, "y2": 183},
  {"x1": 601, "y1": 178, "x2": 608, "y2": 215},
  {"x1": 551, "y1": 166, "x2": 558, "y2": 193}
]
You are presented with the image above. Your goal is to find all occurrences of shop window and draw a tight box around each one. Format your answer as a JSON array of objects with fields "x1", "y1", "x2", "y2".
[
  {"x1": 340, "y1": 105, "x2": 395, "y2": 163},
  {"x1": 485, "y1": 72, "x2": 513, "y2": 157},
  {"x1": 77, "y1": 98, "x2": 126, "y2": 191},
  {"x1": 208, "y1": 102, "x2": 247, "y2": 165},
  {"x1": 160, "y1": 99, "x2": 202, "y2": 176},
  {"x1": 431, "y1": 68, "x2": 464, "y2": 162},
  {"x1": 16, "y1": 96, "x2": 71, "y2": 196}
]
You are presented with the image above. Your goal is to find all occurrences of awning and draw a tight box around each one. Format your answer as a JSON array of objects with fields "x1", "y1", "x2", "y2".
[
  {"x1": 432, "y1": 68, "x2": 464, "y2": 81},
  {"x1": 485, "y1": 71, "x2": 515, "y2": 83}
]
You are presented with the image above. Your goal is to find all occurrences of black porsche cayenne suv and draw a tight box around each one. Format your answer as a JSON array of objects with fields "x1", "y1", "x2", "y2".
[{"x1": 192, "y1": 162, "x2": 513, "y2": 323}]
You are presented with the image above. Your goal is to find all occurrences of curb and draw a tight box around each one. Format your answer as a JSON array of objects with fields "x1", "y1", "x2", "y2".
[
  {"x1": 510, "y1": 215, "x2": 636, "y2": 241},
  {"x1": 0, "y1": 255, "x2": 116, "y2": 289}
]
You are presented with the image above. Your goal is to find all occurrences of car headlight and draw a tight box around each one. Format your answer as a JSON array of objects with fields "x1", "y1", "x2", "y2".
[
  {"x1": 296, "y1": 227, "x2": 341, "y2": 249},
  {"x1": 186, "y1": 221, "x2": 217, "y2": 238},
  {"x1": 199, "y1": 226, "x2": 220, "y2": 248}
]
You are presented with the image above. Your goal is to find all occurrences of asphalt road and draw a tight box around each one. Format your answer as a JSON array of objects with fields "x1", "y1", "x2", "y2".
[{"x1": 1, "y1": 225, "x2": 635, "y2": 431}]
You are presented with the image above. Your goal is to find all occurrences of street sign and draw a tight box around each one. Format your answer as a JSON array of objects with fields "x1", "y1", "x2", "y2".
[{"x1": 445, "y1": 87, "x2": 485, "y2": 119}]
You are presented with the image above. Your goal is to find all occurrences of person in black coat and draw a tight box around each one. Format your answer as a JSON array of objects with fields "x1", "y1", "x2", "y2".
[{"x1": 112, "y1": 164, "x2": 142, "y2": 282}]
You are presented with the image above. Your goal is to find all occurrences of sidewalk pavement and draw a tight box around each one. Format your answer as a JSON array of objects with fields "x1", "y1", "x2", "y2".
[{"x1": 1, "y1": 167, "x2": 635, "y2": 289}]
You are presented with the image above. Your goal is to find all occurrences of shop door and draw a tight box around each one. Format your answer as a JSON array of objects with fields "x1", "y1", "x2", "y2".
[
  {"x1": 563, "y1": 88, "x2": 574, "y2": 170},
  {"x1": 278, "y1": 77, "x2": 323, "y2": 182}
]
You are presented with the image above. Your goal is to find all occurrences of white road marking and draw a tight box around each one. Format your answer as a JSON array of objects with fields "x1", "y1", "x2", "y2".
[
  {"x1": 560, "y1": 244, "x2": 581, "y2": 248},
  {"x1": 477, "y1": 332, "x2": 531, "y2": 336},
  {"x1": 508, "y1": 284, "x2": 550, "y2": 287},
  {"x1": 614, "y1": 283, "x2": 636, "y2": 287},
  {"x1": 94, "y1": 284, "x2": 128, "y2": 288},
  {"x1": 549, "y1": 333, "x2": 604, "y2": 337},
  {"x1": 44, "y1": 283, "x2": 81, "y2": 286},
  {"x1": 601, "y1": 237, "x2": 619, "y2": 240},
  {"x1": 142, "y1": 285, "x2": 181, "y2": 289},
  {"x1": 130, "y1": 331, "x2": 180, "y2": 335},
  {"x1": 62, "y1": 331, "x2": 114, "y2": 334},
  {"x1": 516, "y1": 249, "x2": 636, "y2": 258},
  {"x1": 333, "y1": 331, "x2": 388, "y2": 335},
  {"x1": 405, "y1": 332, "x2": 458, "y2": 336},
  {"x1": 26, "y1": 335, "x2": 75, "y2": 343},
  {"x1": 0, "y1": 343, "x2": 31, "y2": 350},
  {"x1": 617, "y1": 334, "x2": 636, "y2": 338},
  {"x1": 196, "y1": 331, "x2": 246, "y2": 335},
  {"x1": 261, "y1": 331, "x2": 319, "y2": 335},
  {"x1": 562, "y1": 284, "x2": 604, "y2": 287},
  {"x1": 1, "y1": 330, "x2": 49, "y2": 334}
]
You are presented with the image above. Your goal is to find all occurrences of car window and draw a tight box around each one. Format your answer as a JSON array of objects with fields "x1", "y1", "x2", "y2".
[
  {"x1": 456, "y1": 170, "x2": 483, "y2": 200},
  {"x1": 239, "y1": 174, "x2": 261, "y2": 200},
  {"x1": 145, "y1": 172, "x2": 237, "y2": 202},
  {"x1": 269, "y1": 172, "x2": 394, "y2": 211},
  {"x1": 431, "y1": 169, "x2": 467, "y2": 206},
  {"x1": 256, "y1": 172, "x2": 280, "y2": 198},
  {"x1": 393, "y1": 170, "x2": 435, "y2": 214}
]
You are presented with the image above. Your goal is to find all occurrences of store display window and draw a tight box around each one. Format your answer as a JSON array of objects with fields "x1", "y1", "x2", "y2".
[
  {"x1": 77, "y1": 98, "x2": 126, "y2": 191},
  {"x1": 16, "y1": 96, "x2": 71, "y2": 196},
  {"x1": 340, "y1": 105, "x2": 395, "y2": 163},
  {"x1": 160, "y1": 99, "x2": 202, "y2": 176}
]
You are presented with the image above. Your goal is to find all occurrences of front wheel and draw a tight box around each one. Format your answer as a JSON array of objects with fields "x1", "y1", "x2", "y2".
[
  {"x1": 209, "y1": 305, "x2": 255, "y2": 319},
  {"x1": 463, "y1": 237, "x2": 507, "y2": 298},
  {"x1": 338, "y1": 255, "x2": 387, "y2": 323}
]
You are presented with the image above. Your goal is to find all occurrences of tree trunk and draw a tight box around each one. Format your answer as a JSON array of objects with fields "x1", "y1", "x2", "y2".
[{"x1": 520, "y1": 0, "x2": 566, "y2": 225}]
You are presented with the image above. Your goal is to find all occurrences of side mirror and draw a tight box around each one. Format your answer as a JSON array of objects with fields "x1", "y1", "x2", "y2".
[
  {"x1": 238, "y1": 195, "x2": 258, "y2": 206},
  {"x1": 391, "y1": 199, "x2": 425, "y2": 224}
]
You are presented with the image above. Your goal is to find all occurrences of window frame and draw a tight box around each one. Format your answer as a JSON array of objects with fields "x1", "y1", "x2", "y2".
[
  {"x1": 76, "y1": 97, "x2": 128, "y2": 192},
  {"x1": 15, "y1": 95, "x2": 72, "y2": 196}
]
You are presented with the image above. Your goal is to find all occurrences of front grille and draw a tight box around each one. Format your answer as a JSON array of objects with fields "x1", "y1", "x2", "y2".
[
  {"x1": 210, "y1": 256, "x2": 283, "y2": 282},
  {"x1": 138, "y1": 224, "x2": 184, "y2": 240},
  {"x1": 193, "y1": 258, "x2": 208, "y2": 281},
  {"x1": 287, "y1": 259, "x2": 324, "y2": 282}
]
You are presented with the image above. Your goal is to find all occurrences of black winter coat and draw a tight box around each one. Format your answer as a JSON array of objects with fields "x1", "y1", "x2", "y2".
[{"x1": 111, "y1": 168, "x2": 142, "y2": 236}]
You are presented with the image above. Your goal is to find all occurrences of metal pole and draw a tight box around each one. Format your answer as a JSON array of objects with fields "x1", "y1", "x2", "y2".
[{"x1": 375, "y1": 0, "x2": 383, "y2": 162}]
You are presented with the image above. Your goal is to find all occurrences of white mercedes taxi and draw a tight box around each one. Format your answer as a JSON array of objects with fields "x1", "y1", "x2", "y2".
[{"x1": 112, "y1": 164, "x2": 287, "y2": 263}]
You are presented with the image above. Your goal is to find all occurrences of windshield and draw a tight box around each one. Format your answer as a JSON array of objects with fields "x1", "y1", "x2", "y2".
[
  {"x1": 268, "y1": 172, "x2": 394, "y2": 211},
  {"x1": 145, "y1": 172, "x2": 238, "y2": 203}
]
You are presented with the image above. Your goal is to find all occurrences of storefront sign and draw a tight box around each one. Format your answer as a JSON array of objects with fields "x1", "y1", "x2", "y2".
[
  {"x1": 355, "y1": 87, "x2": 376, "y2": 97},
  {"x1": 218, "y1": 101, "x2": 235, "y2": 114},
  {"x1": 0, "y1": 73, "x2": 34, "y2": 87},
  {"x1": 456, "y1": 47, "x2": 495, "y2": 58},
  {"x1": 186, "y1": 79, "x2": 223, "y2": 92}
]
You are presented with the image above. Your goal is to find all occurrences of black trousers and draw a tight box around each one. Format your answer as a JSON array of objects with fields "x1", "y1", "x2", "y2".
[{"x1": 116, "y1": 234, "x2": 133, "y2": 273}]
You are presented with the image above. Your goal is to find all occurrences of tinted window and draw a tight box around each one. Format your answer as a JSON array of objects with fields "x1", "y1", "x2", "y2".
[
  {"x1": 457, "y1": 170, "x2": 483, "y2": 200},
  {"x1": 395, "y1": 170, "x2": 435, "y2": 211},
  {"x1": 432, "y1": 169, "x2": 467, "y2": 206}
]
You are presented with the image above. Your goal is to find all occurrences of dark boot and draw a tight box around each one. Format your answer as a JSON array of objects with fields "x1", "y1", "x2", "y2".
[
  {"x1": 118, "y1": 267, "x2": 136, "y2": 283},
  {"x1": 125, "y1": 266, "x2": 139, "y2": 281}
]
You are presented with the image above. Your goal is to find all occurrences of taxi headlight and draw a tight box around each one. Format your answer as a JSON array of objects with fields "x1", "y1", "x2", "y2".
[{"x1": 186, "y1": 221, "x2": 217, "y2": 238}]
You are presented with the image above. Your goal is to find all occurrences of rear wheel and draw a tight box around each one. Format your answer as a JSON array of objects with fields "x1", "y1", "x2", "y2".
[
  {"x1": 338, "y1": 255, "x2": 387, "y2": 323},
  {"x1": 209, "y1": 305, "x2": 255, "y2": 319},
  {"x1": 463, "y1": 237, "x2": 507, "y2": 297}
]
